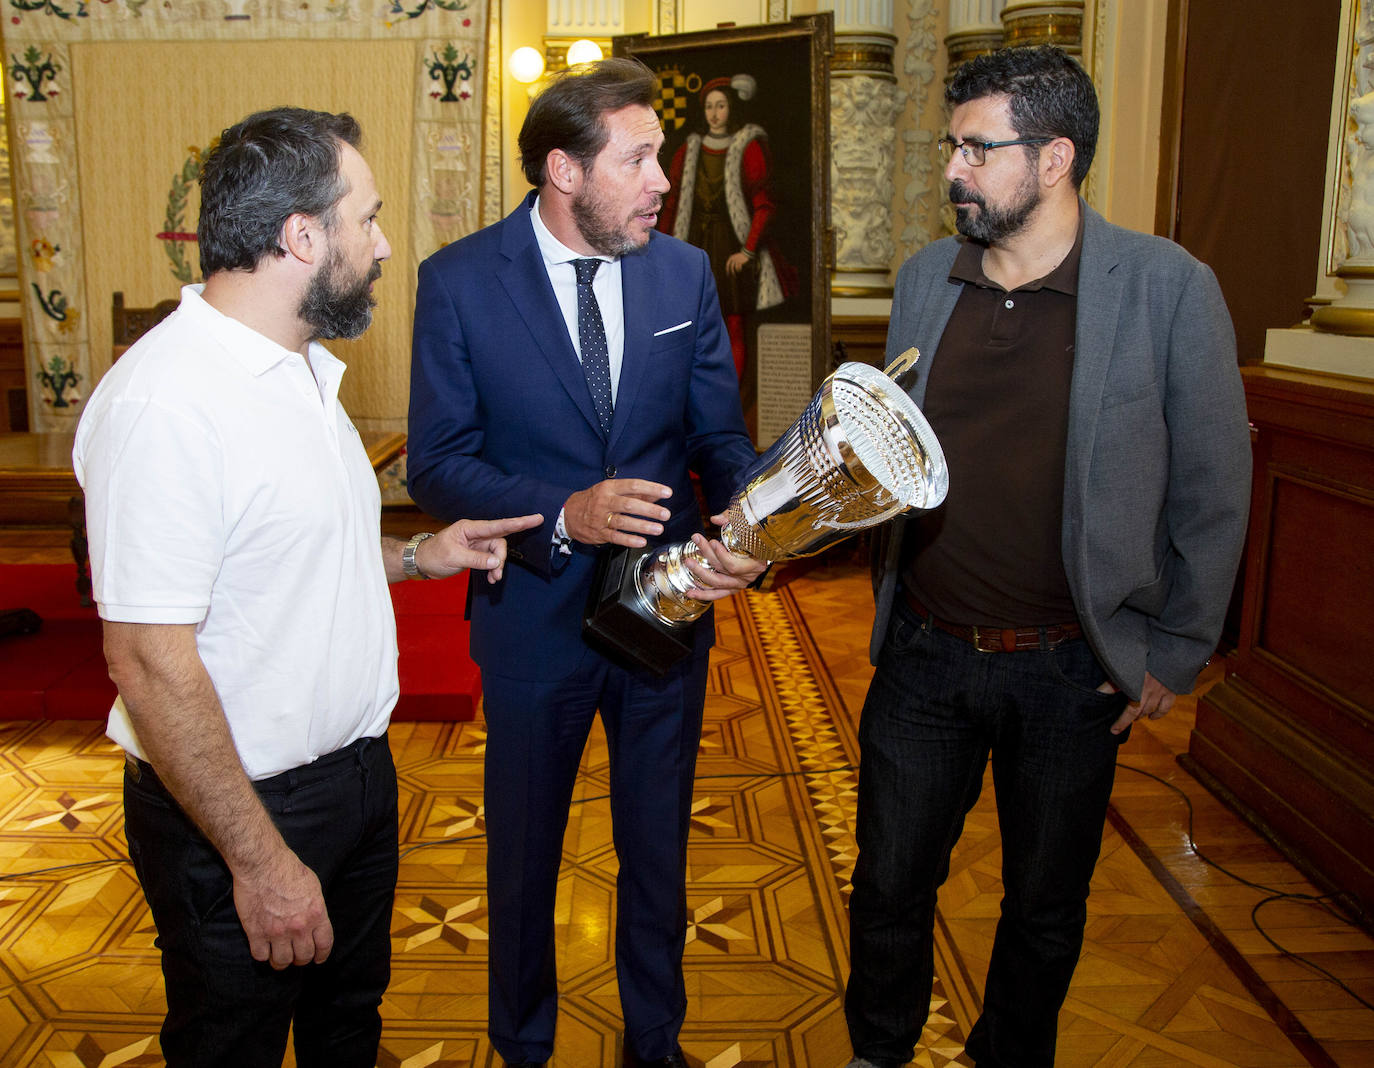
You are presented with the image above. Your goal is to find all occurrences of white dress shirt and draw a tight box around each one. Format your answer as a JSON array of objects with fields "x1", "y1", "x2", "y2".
[
  {"x1": 529, "y1": 195, "x2": 625, "y2": 405},
  {"x1": 530, "y1": 196, "x2": 630, "y2": 552}
]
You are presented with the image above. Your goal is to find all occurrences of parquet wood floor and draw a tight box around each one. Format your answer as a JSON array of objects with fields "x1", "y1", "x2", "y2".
[{"x1": 0, "y1": 544, "x2": 1371, "y2": 1066}]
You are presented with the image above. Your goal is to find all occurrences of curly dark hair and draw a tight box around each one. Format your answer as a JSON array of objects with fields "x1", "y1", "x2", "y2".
[
  {"x1": 946, "y1": 46, "x2": 1098, "y2": 188},
  {"x1": 198, "y1": 107, "x2": 361, "y2": 276}
]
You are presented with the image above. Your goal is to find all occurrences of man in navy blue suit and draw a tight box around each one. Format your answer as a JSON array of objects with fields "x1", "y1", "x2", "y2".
[{"x1": 408, "y1": 58, "x2": 764, "y2": 1068}]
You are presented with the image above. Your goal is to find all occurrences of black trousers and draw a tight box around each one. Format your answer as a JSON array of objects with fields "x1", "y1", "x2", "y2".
[{"x1": 123, "y1": 733, "x2": 399, "y2": 1068}]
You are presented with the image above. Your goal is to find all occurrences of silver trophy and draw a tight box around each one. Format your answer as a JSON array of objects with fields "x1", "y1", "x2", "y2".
[{"x1": 584, "y1": 350, "x2": 948, "y2": 674}]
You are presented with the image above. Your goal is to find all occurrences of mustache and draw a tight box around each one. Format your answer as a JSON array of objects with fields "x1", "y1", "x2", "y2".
[
  {"x1": 368, "y1": 261, "x2": 383, "y2": 283},
  {"x1": 948, "y1": 180, "x2": 985, "y2": 209}
]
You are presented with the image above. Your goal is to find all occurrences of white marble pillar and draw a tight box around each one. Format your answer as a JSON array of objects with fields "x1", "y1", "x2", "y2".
[
  {"x1": 544, "y1": 0, "x2": 624, "y2": 70},
  {"x1": 820, "y1": 0, "x2": 901, "y2": 297},
  {"x1": 946, "y1": 0, "x2": 1006, "y2": 71}
]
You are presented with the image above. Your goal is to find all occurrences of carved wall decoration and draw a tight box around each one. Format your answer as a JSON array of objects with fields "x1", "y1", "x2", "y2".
[
  {"x1": 0, "y1": 74, "x2": 17, "y2": 280},
  {"x1": 481, "y1": 0, "x2": 501, "y2": 227},
  {"x1": 895, "y1": 0, "x2": 941, "y2": 256},
  {"x1": 657, "y1": 0, "x2": 676, "y2": 37},
  {"x1": 831, "y1": 73, "x2": 900, "y2": 294},
  {"x1": 822, "y1": 1, "x2": 900, "y2": 297},
  {"x1": 1081, "y1": 0, "x2": 1105, "y2": 210}
]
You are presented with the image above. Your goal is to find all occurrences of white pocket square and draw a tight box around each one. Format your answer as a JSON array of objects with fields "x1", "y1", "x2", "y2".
[{"x1": 653, "y1": 320, "x2": 692, "y2": 337}]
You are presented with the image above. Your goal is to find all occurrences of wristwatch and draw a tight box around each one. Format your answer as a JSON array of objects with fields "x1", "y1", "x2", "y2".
[{"x1": 402, "y1": 532, "x2": 435, "y2": 579}]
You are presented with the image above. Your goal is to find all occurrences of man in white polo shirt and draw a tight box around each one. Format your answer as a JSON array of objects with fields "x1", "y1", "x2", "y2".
[{"x1": 74, "y1": 107, "x2": 540, "y2": 1068}]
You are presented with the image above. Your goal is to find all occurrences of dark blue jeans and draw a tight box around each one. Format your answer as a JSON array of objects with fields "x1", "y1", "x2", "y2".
[
  {"x1": 123, "y1": 733, "x2": 399, "y2": 1068},
  {"x1": 845, "y1": 598, "x2": 1129, "y2": 1068}
]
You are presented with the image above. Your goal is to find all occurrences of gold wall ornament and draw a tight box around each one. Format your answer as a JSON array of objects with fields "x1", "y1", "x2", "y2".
[
  {"x1": 1001, "y1": 1, "x2": 1085, "y2": 53},
  {"x1": 944, "y1": 0, "x2": 1007, "y2": 77},
  {"x1": 945, "y1": 28, "x2": 1006, "y2": 75},
  {"x1": 832, "y1": 38, "x2": 897, "y2": 78}
]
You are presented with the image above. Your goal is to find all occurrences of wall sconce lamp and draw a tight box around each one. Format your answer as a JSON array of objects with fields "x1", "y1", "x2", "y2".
[
  {"x1": 509, "y1": 38, "x2": 606, "y2": 87},
  {"x1": 508, "y1": 45, "x2": 545, "y2": 84},
  {"x1": 565, "y1": 38, "x2": 604, "y2": 66}
]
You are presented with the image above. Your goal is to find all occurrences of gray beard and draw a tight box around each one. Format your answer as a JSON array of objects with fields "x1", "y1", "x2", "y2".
[{"x1": 300, "y1": 255, "x2": 380, "y2": 341}]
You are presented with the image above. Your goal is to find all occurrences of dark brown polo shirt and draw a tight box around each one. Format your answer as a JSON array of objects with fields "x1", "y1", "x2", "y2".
[{"x1": 901, "y1": 214, "x2": 1084, "y2": 627}]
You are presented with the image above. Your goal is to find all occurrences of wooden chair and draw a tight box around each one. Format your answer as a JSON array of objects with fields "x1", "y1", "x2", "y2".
[
  {"x1": 112, "y1": 291, "x2": 179, "y2": 361},
  {"x1": 53, "y1": 290, "x2": 179, "y2": 603}
]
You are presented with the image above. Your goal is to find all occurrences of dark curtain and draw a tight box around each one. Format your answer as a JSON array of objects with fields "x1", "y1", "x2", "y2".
[{"x1": 1173, "y1": 0, "x2": 1342, "y2": 363}]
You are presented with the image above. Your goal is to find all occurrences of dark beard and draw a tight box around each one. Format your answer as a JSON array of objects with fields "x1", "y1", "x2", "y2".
[
  {"x1": 950, "y1": 176, "x2": 1040, "y2": 245},
  {"x1": 300, "y1": 253, "x2": 381, "y2": 341},
  {"x1": 571, "y1": 185, "x2": 661, "y2": 258}
]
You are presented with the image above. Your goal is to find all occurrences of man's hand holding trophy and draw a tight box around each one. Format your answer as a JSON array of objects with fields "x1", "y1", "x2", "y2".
[{"x1": 585, "y1": 348, "x2": 948, "y2": 674}]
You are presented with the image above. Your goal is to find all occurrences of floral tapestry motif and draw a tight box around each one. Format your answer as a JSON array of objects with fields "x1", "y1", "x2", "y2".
[{"x1": 0, "y1": 1, "x2": 489, "y2": 431}]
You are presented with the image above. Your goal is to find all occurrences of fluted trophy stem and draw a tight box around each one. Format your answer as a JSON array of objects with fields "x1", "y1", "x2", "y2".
[
  {"x1": 627, "y1": 357, "x2": 949, "y2": 636},
  {"x1": 634, "y1": 535, "x2": 753, "y2": 626}
]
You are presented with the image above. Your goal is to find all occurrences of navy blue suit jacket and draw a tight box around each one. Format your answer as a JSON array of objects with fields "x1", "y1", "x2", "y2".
[{"x1": 408, "y1": 192, "x2": 757, "y2": 680}]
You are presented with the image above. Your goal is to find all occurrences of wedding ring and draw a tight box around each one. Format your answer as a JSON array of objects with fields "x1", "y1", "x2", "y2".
[{"x1": 607, "y1": 512, "x2": 616, "y2": 528}]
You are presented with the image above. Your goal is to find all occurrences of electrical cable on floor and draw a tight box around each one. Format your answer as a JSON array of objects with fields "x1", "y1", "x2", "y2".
[
  {"x1": 0, "y1": 858, "x2": 124, "y2": 881},
  {"x1": 1116, "y1": 761, "x2": 1374, "y2": 1013}
]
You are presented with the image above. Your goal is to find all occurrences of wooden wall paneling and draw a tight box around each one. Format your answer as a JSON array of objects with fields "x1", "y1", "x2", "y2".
[
  {"x1": 0, "y1": 319, "x2": 24, "y2": 432},
  {"x1": 1185, "y1": 366, "x2": 1374, "y2": 923},
  {"x1": 831, "y1": 315, "x2": 889, "y2": 370}
]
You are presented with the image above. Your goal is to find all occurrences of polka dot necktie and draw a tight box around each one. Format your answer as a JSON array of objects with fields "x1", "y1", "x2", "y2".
[{"x1": 573, "y1": 258, "x2": 614, "y2": 435}]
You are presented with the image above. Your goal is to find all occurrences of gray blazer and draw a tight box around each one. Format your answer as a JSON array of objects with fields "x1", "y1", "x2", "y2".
[{"x1": 870, "y1": 201, "x2": 1251, "y2": 700}]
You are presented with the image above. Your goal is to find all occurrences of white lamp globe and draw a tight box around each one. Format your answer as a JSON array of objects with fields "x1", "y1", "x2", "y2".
[
  {"x1": 509, "y1": 46, "x2": 545, "y2": 84},
  {"x1": 566, "y1": 39, "x2": 604, "y2": 66}
]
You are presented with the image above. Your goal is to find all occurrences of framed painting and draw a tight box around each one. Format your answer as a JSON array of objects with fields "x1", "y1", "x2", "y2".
[{"x1": 615, "y1": 14, "x2": 833, "y2": 447}]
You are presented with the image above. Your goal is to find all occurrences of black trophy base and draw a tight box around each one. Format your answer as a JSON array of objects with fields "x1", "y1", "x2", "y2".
[{"x1": 583, "y1": 545, "x2": 694, "y2": 677}]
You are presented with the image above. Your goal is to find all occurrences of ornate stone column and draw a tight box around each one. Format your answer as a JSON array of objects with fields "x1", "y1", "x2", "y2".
[
  {"x1": 946, "y1": 0, "x2": 1006, "y2": 73},
  {"x1": 821, "y1": 1, "x2": 901, "y2": 299},
  {"x1": 1001, "y1": 0, "x2": 1084, "y2": 53}
]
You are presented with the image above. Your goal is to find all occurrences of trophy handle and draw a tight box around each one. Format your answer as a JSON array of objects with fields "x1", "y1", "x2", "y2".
[{"x1": 883, "y1": 346, "x2": 921, "y2": 388}]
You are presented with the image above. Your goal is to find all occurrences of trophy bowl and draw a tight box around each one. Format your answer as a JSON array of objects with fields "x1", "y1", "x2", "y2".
[{"x1": 585, "y1": 360, "x2": 948, "y2": 674}]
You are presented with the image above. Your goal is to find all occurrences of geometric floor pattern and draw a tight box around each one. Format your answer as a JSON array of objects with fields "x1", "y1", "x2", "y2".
[{"x1": 0, "y1": 561, "x2": 1371, "y2": 1065}]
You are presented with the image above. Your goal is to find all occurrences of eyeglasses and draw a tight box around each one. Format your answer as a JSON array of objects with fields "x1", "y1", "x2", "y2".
[{"x1": 938, "y1": 136, "x2": 1053, "y2": 166}]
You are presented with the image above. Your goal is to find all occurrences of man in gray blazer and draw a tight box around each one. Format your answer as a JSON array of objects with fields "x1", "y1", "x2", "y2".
[{"x1": 842, "y1": 47, "x2": 1250, "y2": 1068}]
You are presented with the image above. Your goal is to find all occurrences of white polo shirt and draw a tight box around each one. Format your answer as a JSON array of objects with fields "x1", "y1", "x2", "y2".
[{"x1": 74, "y1": 285, "x2": 398, "y2": 780}]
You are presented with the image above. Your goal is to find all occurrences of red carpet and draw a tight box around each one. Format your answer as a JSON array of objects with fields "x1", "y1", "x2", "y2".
[{"x1": 0, "y1": 564, "x2": 480, "y2": 721}]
